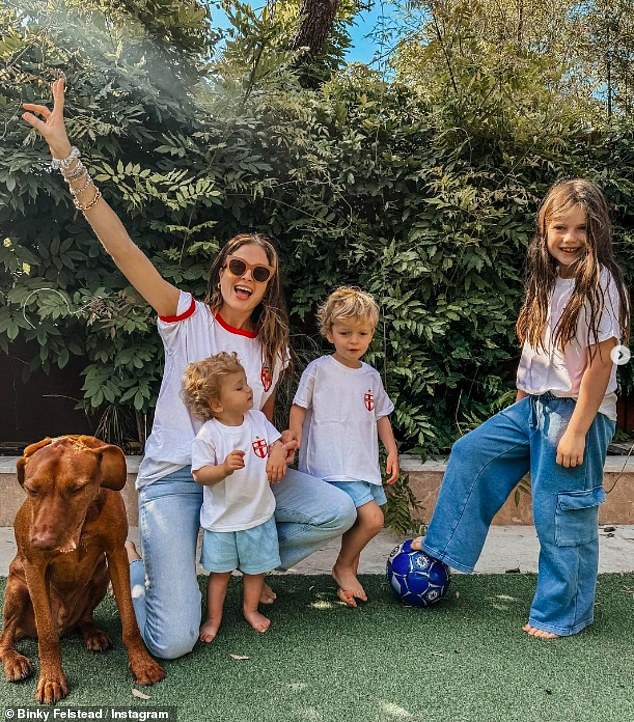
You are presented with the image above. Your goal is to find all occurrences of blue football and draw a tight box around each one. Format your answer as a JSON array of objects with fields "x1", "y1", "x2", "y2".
[{"x1": 386, "y1": 539, "x2": 451, "y2": 607}]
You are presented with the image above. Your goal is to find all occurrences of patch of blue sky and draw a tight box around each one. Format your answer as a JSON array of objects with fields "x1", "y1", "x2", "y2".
[
  {"x1": 346, "y1": 1, "x2": 399, "y2": 64},
  {"x1": 206, "y1": 0, "x2": 402, "y2": 66}
]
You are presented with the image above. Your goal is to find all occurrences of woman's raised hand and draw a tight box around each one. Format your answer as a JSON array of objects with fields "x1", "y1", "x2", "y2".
[
  {"x1": 21, "y1": 76, "x2": 180, "y2": 317},
  {"x1": 22, "y1": 78, "x2": 72, "y2": 160}
]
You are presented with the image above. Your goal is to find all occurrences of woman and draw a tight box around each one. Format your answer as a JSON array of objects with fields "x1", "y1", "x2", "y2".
[{"x1": 22, "y1": 79, "x2": 356, "y2": 659}]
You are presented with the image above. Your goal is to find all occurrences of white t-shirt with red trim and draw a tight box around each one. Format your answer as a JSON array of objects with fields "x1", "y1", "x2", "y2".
[
  {"x1": 192, "y1": 410, "x2": 280, "y2": 532},
  {"x1": 293, "y1": 355, "x2": 394, "y2": 485},
  {"x1": 137, "y1": 290, "x2": 287, "y2": 488},
  {"x1": 516, "y1": 267, "x2": 622, "y2": 420}
]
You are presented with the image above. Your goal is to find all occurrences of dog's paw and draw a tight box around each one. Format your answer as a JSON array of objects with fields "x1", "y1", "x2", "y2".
[
  {"x1": 130, "y1": 655, "x2": 166, "y2": 686},
  {"x1": 84, "y1": 629, "x2": 111, "y2": 652},
  {"x1": 3, "y1": 651, "x2": 32, "y2": 682},
  {"x1": 36, "y1": 670, "x2": 68, "y2": 704}
]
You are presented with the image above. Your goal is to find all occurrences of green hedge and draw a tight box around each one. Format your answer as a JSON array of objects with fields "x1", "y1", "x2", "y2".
[{"x1": 1, "y1": 2, "x2": 632, "y2": 459}]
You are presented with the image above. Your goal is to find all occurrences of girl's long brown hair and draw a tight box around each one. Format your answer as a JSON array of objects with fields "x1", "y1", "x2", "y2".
[
  {"x1": 516, "y1": 179, "x2": 630, "y2": 356},
  {"x1": 204, "y1": 233, "x2": 290, "y2": 376}
]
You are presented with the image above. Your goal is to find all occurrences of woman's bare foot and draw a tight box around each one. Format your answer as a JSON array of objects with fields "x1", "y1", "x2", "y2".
[
  {"x1": 522, "y1": 623, "x2": 560, "y2": 639},
  {"x1": 125, "y1": 540, "x2": 141, "y2": 562},
  {"x1": 244, "y1": 609, "x2": 271, "y2": 633},
  {"x1": 410, "y1": 537, "x2": 423, "y2": 551},
  {"x1": 199, "y1": 618, "x2": 222, "y2": 643},
  {"x1": 332, "y1": 562, "x2": 367, "y2": 608},
  {"x1": 259, "y1": 581, "x2": 277, "y2": 605}
]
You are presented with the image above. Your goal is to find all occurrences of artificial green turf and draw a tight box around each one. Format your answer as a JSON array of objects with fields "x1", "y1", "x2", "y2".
[{"x1": 1, "y1": 574, "x2": 634, "y2": 721}]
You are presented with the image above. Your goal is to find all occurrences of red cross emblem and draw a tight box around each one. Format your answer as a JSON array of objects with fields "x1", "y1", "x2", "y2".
[
  {"x1": 261, "y1": 366, "x2": 272, "y2": 392},
  {"x1": 364, "y1": 390, "x2": 375, "y2": 412},
  {"x1": 252, "y1": 436, "x2": 269, "y2": 459}
]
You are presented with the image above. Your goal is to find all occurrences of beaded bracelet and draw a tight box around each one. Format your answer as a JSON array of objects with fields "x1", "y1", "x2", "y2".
[
  {"x1": 73, "y1": 187, "x2": 102, "y2": 212},
  {"x1": 51, "y1": 146, "x2": 80, "y2": 171},
  {"x1": 63, "y1": 160, "x2": 88, "y2": 181},
  {"x1": 70, "y1": 173, "x2": 94, "y2": 197}
]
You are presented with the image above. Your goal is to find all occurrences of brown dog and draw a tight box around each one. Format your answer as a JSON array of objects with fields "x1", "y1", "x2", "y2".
[{"x1": 0, "y1": 435, "x2": 165, "y2": 703}]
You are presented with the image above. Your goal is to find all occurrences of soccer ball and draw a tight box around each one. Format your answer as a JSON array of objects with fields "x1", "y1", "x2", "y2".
[{"x1": 386, "y1": 539, "x2": 451, "y2": 607}]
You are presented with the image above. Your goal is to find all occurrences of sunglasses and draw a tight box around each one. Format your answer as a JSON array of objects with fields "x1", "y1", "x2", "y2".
[{"x1": 224, "y1": 256, "x2": 274, "y2": 283}]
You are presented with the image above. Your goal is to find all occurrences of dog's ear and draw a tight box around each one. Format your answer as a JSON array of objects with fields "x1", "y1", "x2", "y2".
[
  {"x1": 17, "y1": 438, "x2": 54, "y2": 487},
  {"x1": 93, "y1": 445, "x2": 127, "y2": 491},
  {"x1": 23, "y1": 437, "x2": 54, "y2": 458},
  {"x1": 16, "y1": 457, "x2": 26, "y2": 487}
]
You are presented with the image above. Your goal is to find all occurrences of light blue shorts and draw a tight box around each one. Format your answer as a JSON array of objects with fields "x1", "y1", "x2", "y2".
[
  {"x1": 327, "y1": 480, "x2": 387, "y2": 508},
  {"x1": 201, "y1": 516, "x2": 281, "y2": 575}
]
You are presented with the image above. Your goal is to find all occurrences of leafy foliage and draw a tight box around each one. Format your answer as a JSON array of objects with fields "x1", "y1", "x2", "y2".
[
  {"x1": 1, "y1": 0, "x2": 633, "y2": 474},
  {"x1": 384, "y1": 471, "x2": 425, "y2": 536},
  {"x1": 393, "y1": 0, "x2": 634, "y2": 125}
]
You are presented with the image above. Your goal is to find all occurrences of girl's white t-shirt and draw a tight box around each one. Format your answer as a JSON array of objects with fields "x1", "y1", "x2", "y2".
[
  {"x1": 192, "y1": 410, "x2": 280, "y2": 532},
  {"x1": 516, "y1": 268, "x2": 622, "y2": 420},
  {"x1": 293, "y1": 355, "x2": 394, "y2": 484},
  {"x1": 137, "y1": 291, "x2": 287, "y2": 488}
]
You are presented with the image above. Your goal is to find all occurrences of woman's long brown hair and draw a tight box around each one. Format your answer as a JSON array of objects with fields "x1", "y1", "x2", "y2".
[
  {"x1": 204, "y1": 233, "x2": 290, "y2": 376},
  {"x1": 516, "y1": 179, "x2": 630, "y2": 356}
]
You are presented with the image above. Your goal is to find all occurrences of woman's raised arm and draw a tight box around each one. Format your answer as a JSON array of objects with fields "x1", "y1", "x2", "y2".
[{"x1": 22, "y1": 79, "x2": 180, "y2": 318}]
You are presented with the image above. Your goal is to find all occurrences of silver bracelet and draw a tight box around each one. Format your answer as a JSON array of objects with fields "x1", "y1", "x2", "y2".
[
  {"x1": 63, "y1": 159, "x2": 88, "y2": 181},
  {"x1": 51, "y1": 146, "x2": 80, "y2": 171}
]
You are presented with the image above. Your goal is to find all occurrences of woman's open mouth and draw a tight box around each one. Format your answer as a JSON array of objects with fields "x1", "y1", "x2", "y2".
[{"x1": 234, "y1": 285, "x2": 253, "y2": 301}]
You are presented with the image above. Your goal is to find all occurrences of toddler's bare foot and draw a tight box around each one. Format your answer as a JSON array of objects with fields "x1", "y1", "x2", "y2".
[
  {"x1": 410, "y1": 537, "x2": 423, "y2": 551},
  {"x1": 199, "y1": 618, "x2": 222, "y2": 643},
  {"x1": 332, "y1": 562, "x2": 367, "y2": 608},
  {"x1": 258, "y1": 581, "x2": 276, "y2": 605},
  {"x1": 125, "y1": 540, "x2": 141, "y2": 562},
  {"x1": 244, "y1": 609, "x2": 271, "y2": 633},
  {"x1": 522, "y1": 624, "x2": 560, "y2": 639}
]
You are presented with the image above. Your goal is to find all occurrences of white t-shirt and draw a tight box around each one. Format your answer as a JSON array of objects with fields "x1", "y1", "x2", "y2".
[
  {"x1": 137, "y1": 291, "x2": 287, "y2": 488},
  {"x1": 192, "y1": 410, "x2": 280, "y2": 532},
  {"x1": 516, "y1": 267, "x2": 622, "y2": 420},
  {"x1": 293, "y1": 355, "x2": 394, "y2": 485}
]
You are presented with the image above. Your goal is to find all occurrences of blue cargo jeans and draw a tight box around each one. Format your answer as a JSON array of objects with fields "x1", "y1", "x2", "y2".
[{"x1": 423, "y1": 393, "x2": 615, "y2": 636}]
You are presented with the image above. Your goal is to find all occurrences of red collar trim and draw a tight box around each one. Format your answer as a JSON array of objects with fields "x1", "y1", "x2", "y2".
[
  {"x1": 159, "y1": 297, "x2": 196, "y2": 323},
  {"x1": 214, "y1": 312, "x2": 258, "y2": 338}
]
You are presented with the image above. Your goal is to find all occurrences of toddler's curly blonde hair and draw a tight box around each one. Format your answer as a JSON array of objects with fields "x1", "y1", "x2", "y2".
[
  {"x1": 182, "y1": 352, "x2": 244, "y2": 421},
  {"x1": 317, "y1": 286, "x2": 379, "y2": 337}
]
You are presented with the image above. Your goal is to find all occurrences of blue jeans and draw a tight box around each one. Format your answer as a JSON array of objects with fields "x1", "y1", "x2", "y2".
[
  {"x1": 130, "y1": 466, "x2": 356, "y2": 658},
  {"x1": 422, "y1": 393, "x2": 615, "y2": 636}
]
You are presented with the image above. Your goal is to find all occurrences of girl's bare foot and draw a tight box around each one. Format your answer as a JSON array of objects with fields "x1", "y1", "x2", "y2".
[
  {"x1": 259, "y1": 581, "x2": 277, "y2": 604},
  {"x1": 244, "y1": 609, "x2": 271, "y2": 633},
  {"x1": 522, "y1": 623, "x2": 560, "y2": 639},
  {"x1": 332, "y1": 562, "x2": 367, "y2": 608},
  {"x1": 410, "y1": 537, "x2": 423, "y2": 551},
  {"x1": 125, "y1": 540, "x2": 141, "y2": 562},
  {"x1": 199, "y1": 618, "x2": 222, "y2": 643}
]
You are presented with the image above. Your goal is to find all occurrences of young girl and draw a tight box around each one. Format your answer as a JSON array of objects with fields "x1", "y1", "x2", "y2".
[
  {"x1": 415, "y1": 179, "x2": 630, "y2": 638},
  {"x1": 22, "y1": 79, "x2": 357, "y2": 660},
  {"x1": 183, "y1": 352, "x2": 292, "y2": 641},
  {"x1": 289, "y1": 287, "x2": 400, "y2": 607}
]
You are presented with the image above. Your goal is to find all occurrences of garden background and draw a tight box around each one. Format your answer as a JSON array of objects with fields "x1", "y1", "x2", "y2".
[{"x1": 1, "y1": 0, "x2": 633, "y2": 466}]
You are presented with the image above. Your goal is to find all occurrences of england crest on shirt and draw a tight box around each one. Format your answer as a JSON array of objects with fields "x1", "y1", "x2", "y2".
[
  {"x1": 252, "y1": 436, "x2": 269, "y2": 459},
  {"x1": 364, "y1": 389, "x2": 375, "y2": 412},
  {"x1": 261, "y1": 366, "x2": 273, "y2": 392}
]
